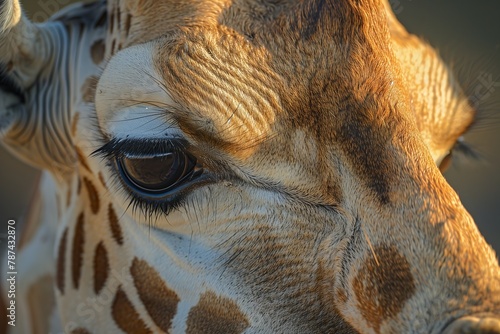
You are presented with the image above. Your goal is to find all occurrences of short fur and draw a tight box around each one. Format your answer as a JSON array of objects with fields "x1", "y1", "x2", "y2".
[{"x1": 0, "y1": 0, "x2": 498, "y2": 333}]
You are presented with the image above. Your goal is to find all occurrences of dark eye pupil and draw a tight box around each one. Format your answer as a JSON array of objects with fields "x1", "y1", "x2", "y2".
[{"x1": 118, "y1": 152, "x2": 195, "y2": 193}]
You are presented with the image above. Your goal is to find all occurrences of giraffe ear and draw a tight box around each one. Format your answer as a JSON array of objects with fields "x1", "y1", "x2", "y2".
[
  {"x1": 0, "y1": 0, "x2": 76, "y2": 171},
  {"x1": 0, "y1": 0, "x2": 52, "y2": 88}
]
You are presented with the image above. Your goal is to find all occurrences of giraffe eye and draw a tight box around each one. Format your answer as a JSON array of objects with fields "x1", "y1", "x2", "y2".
[{"x1": 117, "y1": 151, "x2": 198, "y2": 194}]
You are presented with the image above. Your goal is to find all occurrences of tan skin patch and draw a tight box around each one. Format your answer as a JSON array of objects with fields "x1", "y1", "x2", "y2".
[
  {"x1": 93, "y1": 241, "x2": 109, "y2": 294},
  {"x1": 353, "y1": 245, "x2": 415, "y2": 333},
  {"x1": 108, "y1": 203, "x2": 124, "y2": 245},
  {"x1": 56, "y1": 228, "x2": 68, "y2": 294},
  {"x1": 90, "y1": 39, "x2": 105, "y2": 65},
  {"x1": 81, "y1": 76, "x2": 98, "y2": 104},
  {"x1": 83, "y1": 177, "x2": 100, "y2": 215},
  {"x1": 112, "y1": 286, "x2": 152, "y2": 334},
  {"x1": 186, "y1": 291, "x2": 250, "y2": 334},
  {"x1": 72, "y1": 213, "x2": 85, "y2": 289},
  {"x1": 75, "y1": 146, "x2": 91, "y2": 172},
  {"x1": 130, "y1": 258, "x2": 180, "y2": 332},
  {"x1": 98, "y1": 172, "x2": 107, "y2": 189}
]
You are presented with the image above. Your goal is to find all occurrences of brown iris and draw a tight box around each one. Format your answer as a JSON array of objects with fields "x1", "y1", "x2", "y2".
[{"x1": 117, "y1": 151, "x2": 197, "y2": 193}]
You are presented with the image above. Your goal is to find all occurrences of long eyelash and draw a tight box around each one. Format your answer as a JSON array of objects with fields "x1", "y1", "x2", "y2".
[
  {"x1": 453, "y1": 53, "x2": 500, "y2": 131},
  {"x1": 453, "y1": 137, "x2": 482, "y2": 162},
  {"x1": 92, "y1": 137, "x2": 188, "y2": 158},
  {"x1": 127, "y1": 188, "x2": 186, "y2": 222}
]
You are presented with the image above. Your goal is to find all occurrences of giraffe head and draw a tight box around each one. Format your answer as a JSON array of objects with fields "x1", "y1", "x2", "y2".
[{"x1": 1, "y1": 0, "x2": 499, "y2": 333}]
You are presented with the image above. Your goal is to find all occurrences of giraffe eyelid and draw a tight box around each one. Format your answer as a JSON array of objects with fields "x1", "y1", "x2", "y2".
[{"x1": 92, "y1": 137, "x2": 190, "y2": 159}]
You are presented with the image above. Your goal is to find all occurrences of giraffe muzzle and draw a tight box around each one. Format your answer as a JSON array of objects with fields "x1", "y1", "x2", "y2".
[{"x1": 442, "y1": 316, "x2": 500, "y2": 334}]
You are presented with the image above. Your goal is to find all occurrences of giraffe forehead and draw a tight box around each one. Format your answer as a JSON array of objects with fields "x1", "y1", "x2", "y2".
[
  {"x1": 95, "y1": 43, "x2": 179, "y2": 139},
  {"x1": 98, "y1": 0, "x2": 410, "y2": 162},
  {"x1": 156, "y1": 28, "x2": 282, "y2": 155}
]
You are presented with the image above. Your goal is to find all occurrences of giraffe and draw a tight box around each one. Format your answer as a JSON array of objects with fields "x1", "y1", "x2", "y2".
[{"x1": 0, "y1": 0, "x2": 499, "y2": 333}]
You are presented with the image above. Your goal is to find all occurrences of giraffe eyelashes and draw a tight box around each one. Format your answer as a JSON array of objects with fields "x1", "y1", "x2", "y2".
[{"x1": 439, "y1": 137, "x2": 480, "y2": 173}]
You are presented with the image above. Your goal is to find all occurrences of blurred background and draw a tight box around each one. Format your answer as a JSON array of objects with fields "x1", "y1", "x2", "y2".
[{"x1": 0, "y1": 1, "x2": 499, "y2": 253}]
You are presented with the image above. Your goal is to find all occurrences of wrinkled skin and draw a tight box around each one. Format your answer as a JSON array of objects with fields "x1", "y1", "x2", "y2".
[{"x1": 0, "y1": 0, "x2": 499, "y2": 333}]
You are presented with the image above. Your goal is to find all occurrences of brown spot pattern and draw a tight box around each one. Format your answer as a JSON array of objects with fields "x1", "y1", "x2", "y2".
[
  {"x1": 76, "y1": 146, "x2": 91, "y2": 172},
  {"x1": 125, "y1": 14, "x2": 132, "y2": 36},
  {"x1": 93, "y1": 242, "x2": 109, "y2": 294},
  {"x1": 108, "y1": 204, "x2": 123, "y2": 245},
  {"x1": 56, "y1": 229, "x2": 68, "y2": 293},
  {"x1": 112, "y1": 286, "x2": 152, "y2": 334},
  {"x1": 71, "y1": 328, "x2": 92, "y2": 334},
  {"x1": 186, "y1": 291, "x2": 249, "y2": 334},
  {"x1": 336, "y1": 288, "x2": 348, "y2": 304},
  {"x1": 81, "y1": 76, "x2": 98, "y2": 104},
  {"x1": 116, "y1": 6, "x2": 121, "y2": 28},
  {"x1": 130, "y1": 258, "x2": 179, "y2": 332},
  {"x1": 71, "y1": 112, "x2": 80, "y2": 137},
  {"x1": 335, "y1": 100, "x2": 393, "y2": 205},
  {"x1": 91, "y1": 39, "x2": 105, "y2": 65},
  {"x1": 353, "y1": 245, "x2": 415, "y2": 333},
  {"x1": 72, "y1": 213, "x2": 85, "y2": 289},
  {"x1": 95, "y1": 9, "x2": 107, "y2": 28},
  {"x1": 83, "y1": 177, "x2": 100, "y2": 214},
  {"x1": 98, "y1": 172, "x2": 107, "y2": 189},
  {"x1": 109, "y1": 9, "x2": 114, "y2": 33}
]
